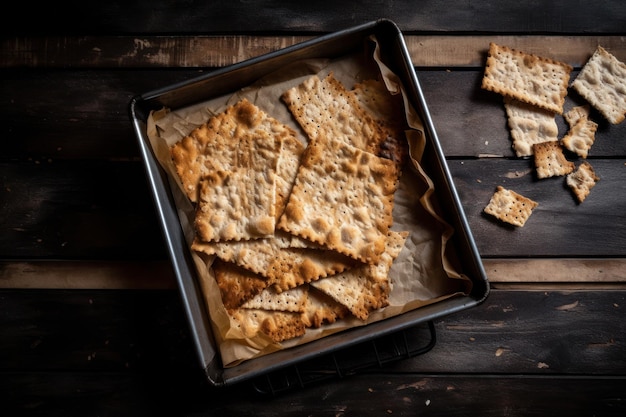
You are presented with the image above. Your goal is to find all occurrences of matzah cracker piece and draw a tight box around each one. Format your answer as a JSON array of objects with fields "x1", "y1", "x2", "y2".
[
  {"x1": 191, "y1": 232, "x2": 357, "y2": 291},
  {"x1": 571, "y1": 46, "x2": 626, "y2": 124},
  {"x1": 242, "y1": 284, "x2": 308, "y2": 313},
  {"x1": 230, "y1": 308, "x2": 306, "y2": 343},
  {"x1": 564, "y1": 104, "x2": 591, "y2": 128},
  {"x1": 352, "y1": 78, "x2": 409, "y2": 165},
  {"x1": 532, "y1": 141, "x2": 575, "y2": 179},
  {"x1": 194, "y1": 130, "x2": 280, "y2": 242},
  {"x1": 171, "y1": 98, "x2": 298, "y2": 202},
  {"x1": 301, "y1": 287, "x2": 350, "y2": 328},
  {"x1": 212, "y1": 259, "x2": 271, "y2": 311},
  {"x1": 567, "y1": 161, "x2": 600, "y2": 203},
  {"x1": 277, "y1": 135, "x2": 399, "y2": 265},
  {"x1": 281, "y1": 73, "x2": 384, "y2": 153},
  {"x1": 275, "y1": 135, "x2": 306, "y2": 219},
  {"x1": 482, "y1": 43, "x2": 572, "y2": 114},
  {"x1": 310, "y1": 230, "x2": 408, "y2": 320},
  {"x1": 503, "y1": 96, "x2": 559, "y2": 157},
  {"x1": 484, "y1": 186, "x2": 538, "y2": 227},
  {"x1": 561, "y1": 117, "x2": 598, "y2": 158}
]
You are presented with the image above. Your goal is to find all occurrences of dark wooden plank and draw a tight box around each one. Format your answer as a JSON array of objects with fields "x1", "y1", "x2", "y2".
[{"x1": 2, "y1": 1, "x2": 625, "y2": 35}]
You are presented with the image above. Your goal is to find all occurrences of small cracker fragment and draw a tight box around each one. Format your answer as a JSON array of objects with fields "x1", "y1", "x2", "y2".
[
  {"x1": 571, "y1": 46, "x2": 626, "y2": 124},
  {"x1": 277, "y1": 135, "x2": 400, "y2": 265},
  {"x1": 484, "y1": 185, "x2": 538, "y2": 227},
  {"x1": 311, "y1": 230, "x2": 408, "y2": 320},
  {"x1": 566, "y1": 161, "x2": 600, "y2": 203},
  {"x1": 482, "y1": 43, "x2": 572, "y2": 114},
  {"x1": 230, "y1": 308, "x2": 306, "y2": 343},
  {"x1": 564, "y1": 104, "x2": 591, "y2": 128},
  {"x1": 503, "y1": 96, "x2": 559, "y2": 157},
  {"x1": 561, "y1": 117, "x2": 598, "y2": 158},
  {"x1": 532, "y1": 141, "x2": 575, "y2": 179},
  {"x1": 281, "y1": 72, "x2": 384, "y2": 153}
]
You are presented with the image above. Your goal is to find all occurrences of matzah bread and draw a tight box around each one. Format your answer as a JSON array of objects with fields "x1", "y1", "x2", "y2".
[
  {"x1": 230, "y1": 308, "x2": 306, "y2": 343},
  {"x1": 242, "y1": 284, "x2": 308, "y2": 313},
  {"x1": 561, "y1": 117, "x2": 598, "y2": 159},
  {"x1": 301, "y1": 287, "x2": 350, "y2": 328},
  {"x1": 482, "y1": 43, "x2": 572, "y2": 114},
  {"x1": 567, "y1": 161, "x2": 600, "y2": 203},
  {"x1": 277, "y1": 134, "x2": 399, "y2": 265},
  {"x1": 503, "y1": 96, "x2": 559, "y2": 157},
  {"x1": 212, "y1": 259, "x2": 271, "y2": 311},
  {"x1": 564, "y1": 105, "x2": 591, "y2": 128},
  {"x1": 571, "y1": 46, "x2": 626, "y2": 124},
  {"x1": 532, "y1": 141, "x2": 575, "y2": 179},
  {"x1": 484, "y1": 186, "x2": 538, "y2": 227}
]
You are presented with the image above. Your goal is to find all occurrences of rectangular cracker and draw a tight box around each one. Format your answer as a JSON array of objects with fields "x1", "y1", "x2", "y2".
[
  {"x1": 571, "y1": 46, "x2": 626, "y2": 124},
  {"x1": 171, "y1": 98, "x2": 298, "y2": 202},
  {"x1": 281, "y1": 72, "x2": 385, "y2": 153},
  {"x1": 532, "y1": 141, "x2": 575, "y2": 179},
  {"x1": 561, "y1": 117, "x2": 598, "y2": 158},
  {"x1": 277, "y1": 134, "x2": 400, "y2": 265},
  {"x1": 503, "y1": 96, "x2": 559, "y2": 157},
  {"x1": 567, "y1": 161, "x2": 600, "y2": 203},
  {"x1": 484, "y1": 185, "x2": 538, "y2": 227},
  {"x1": 310, "y1": 230, "x2": 408, "y2": 320},
  {"x1": 482, "y1": 43, "x2": 572, "y2": 114}
]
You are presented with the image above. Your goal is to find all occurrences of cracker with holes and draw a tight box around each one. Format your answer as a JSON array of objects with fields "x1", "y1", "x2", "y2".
[
  {"x1": 532, "y1": 141, "x2": 575, "y2": 179},
  {"x1": 484, "y1": 186, "x2": 538, "y2": 227},
  {"x1": 277, "y1": 134, "x2": 400, "y2": 265},
  {"x1": 242, "y1": 284, "x2": 308, "y2": 313},
  {"x1": 503, "y1": 96, "x2": 559, "y2": 157},
  {"x1": 571, "y1": 46, "x2": 626, "y2": 124},
  {"x1": 567, "y1": 161, "x2": 600, "y2": 203},
  {"x1": 482, "y1": 43, "x2": 572, "y2": 114}
]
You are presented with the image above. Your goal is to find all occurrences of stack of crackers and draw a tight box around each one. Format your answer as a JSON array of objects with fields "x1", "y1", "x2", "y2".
[
  {"x1": 170, "y1": 73, "x2": 410, "y2": 343},
  {"x1": 481, "y1": 43, "x2": 626, "y2": 227}
]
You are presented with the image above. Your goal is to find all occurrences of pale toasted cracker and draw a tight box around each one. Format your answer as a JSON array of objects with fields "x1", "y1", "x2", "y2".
[
  {"x1": 561, "y1": 117, "x2": 598, "y2": 158},
  {"x1": 171, "y1": 98, "x2": 298, "y2": 202},
  {"x1": 571, "y1": 46, "x2": 626, "y2": 124},
  {"x1": 281, "y1": 72, "x2": 384, "y2": 153},
  {"x1": 310, "y1": 230, "x2": 408, "y2": 320},
  {"x1": 503, "y1": 96, "x2": 559, "y2": 157},
  {"x1": 532, "y1": 141, "x2": 575, "y2": 179},
  {"x1": 277, "y1": 135, "x2": 399, "y2": 265},
  {"x1": 484, "y1": 185, "x2": 538, "y2": 227},
  {"x1": 230, "y1": 308, "x2": 306, "y2": 343},
  {"x1": 567, "y1": 161, "x2": 600, "y2": 203},
  {"x1": 482, "y1": 43, "x2": 572, "y2": 114},
  {"x1": 564, "y1": 104, "x2": 591, "y2": 128},
  {"x1": 242, "y1": 284, "x2": 308, "y2": 313}
]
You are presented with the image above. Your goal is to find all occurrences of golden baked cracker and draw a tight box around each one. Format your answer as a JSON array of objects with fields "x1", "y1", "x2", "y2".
[
  {"x1": 532, "y1": 141, "x2": 575, "y2": 179},
  {"x1": 571, "y1": 46, "x2": 626, "y2": 124},
  {"x1": 503, "y1": 96, "x2": 559, "y2": 157},
  {"x1": 301, "y1": 287, "x2": 350, "y2": 329},
  {"x1": 193, "y1": 130, "x2": 280, "y2": 242},
  {"x1": 212, "y1": 259, "x2": 271, "y2": 311},
  {"x1": 482, "y1": 43, "x2": 572, "y2": 114},
  {"x1": 275, "y1": 135, "x2": 306, "y2": 219},
  {"x1": 352, "y1": 78, "x2": 409, "y2": 164},
  {"x1": 561, "y1": 117, "x2": 598, "y2": 158},
  {"x1": 567, "y1": 161, "x2": 600, "y2": 203},
  {"x1": 564, "y1": 104, "x2": 591, "y2": 128},
  {"x1": 310, "y1": 230, "x2": 408, "y2": 320},
  {"x1": 484, "y1": 186, "x2": 538, "y2": 227},
  {"x1": 242, "y1": 284, "x2": 308, "y2": 313},
  {"x1": 171, "y1": 98, "x2": 298, "y2": 202},
  {"x1": 281, "y1": 72, "x2": 384, "y2": 153},
  {"x1": 230, "y1": 308, "x2": 306, "y2": 343},
  {"x1": 277, "y1": 135, "x2": 399, "y2": 265},
  {"x1": 191, "y1": 232, "x2": 357, "y2": 292}
]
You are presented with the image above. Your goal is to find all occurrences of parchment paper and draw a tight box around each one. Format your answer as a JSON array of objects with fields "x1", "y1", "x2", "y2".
[{"x1": 146, "y1": 35, "x2": 473, "y2": 367}]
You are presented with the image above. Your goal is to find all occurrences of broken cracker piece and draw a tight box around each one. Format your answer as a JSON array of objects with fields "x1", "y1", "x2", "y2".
[
  {"x1": 484, "y1": 185, "x2": 538, "y2": 227},
  {"x1": 566, "y1": 161, "x2": 600, "y2": 203},
  {"x1": 561, "y1": 117, "x2": 598, "y2": 158},
  {"x1": 532, "y1": 141, "x2": 575, "y2": 179},
  {"x1": 504, "y1": 96, "x2": 559, "y2": 157}
]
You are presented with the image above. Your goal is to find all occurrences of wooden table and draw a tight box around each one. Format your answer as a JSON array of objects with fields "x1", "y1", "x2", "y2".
[{"x1": 2, "y1": 2, "x2": 625, "y2": 415}]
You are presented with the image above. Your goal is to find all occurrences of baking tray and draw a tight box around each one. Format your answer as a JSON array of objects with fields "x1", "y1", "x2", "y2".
[{"x1": 129, "y1": 19, "x2": 489, "y2": 387}]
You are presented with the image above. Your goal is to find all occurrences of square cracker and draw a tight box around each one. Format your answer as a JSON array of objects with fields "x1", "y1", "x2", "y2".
[
  {"x1": 571, "y1": 46, "x2": 626, "y2": 124},
  {"x1": 567, "y1": 161, "x2": 600, "y2": 203},
  {"x1": 171, "y1": 98, "x2": 298, "y2": 202},
  {"x1": 310, "y1": 230, "x2": 408, "y2": 320},
  {"x1": 277, "y1": 135, "x2": 400, "y2": 265},
  {"x1": 503, "y1": 96, "x2": 559, "y2": 157},
  {"x1": 484, "y1": 186, "x2": 538, "y2": 227},
  {"x1": 561, "y1": 117, "x2": 598, "y2": 159},
  {"x1": 532, "y1": 141, "x2": 575, "y2": 179},
  {"x1": 281, "y1": 72, "x2": 385, "y2": 153},
  {"x1": 193, "y1": 130, "x2": 280, "y2": 243},
  {"x1": 482, "y1": 43, "x2": 572, "y2": 114}
]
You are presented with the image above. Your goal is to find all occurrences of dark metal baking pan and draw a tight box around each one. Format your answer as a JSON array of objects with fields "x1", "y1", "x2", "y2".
[{"x1": 129, "y1": 18, "x2": 489, "y2": 387}]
